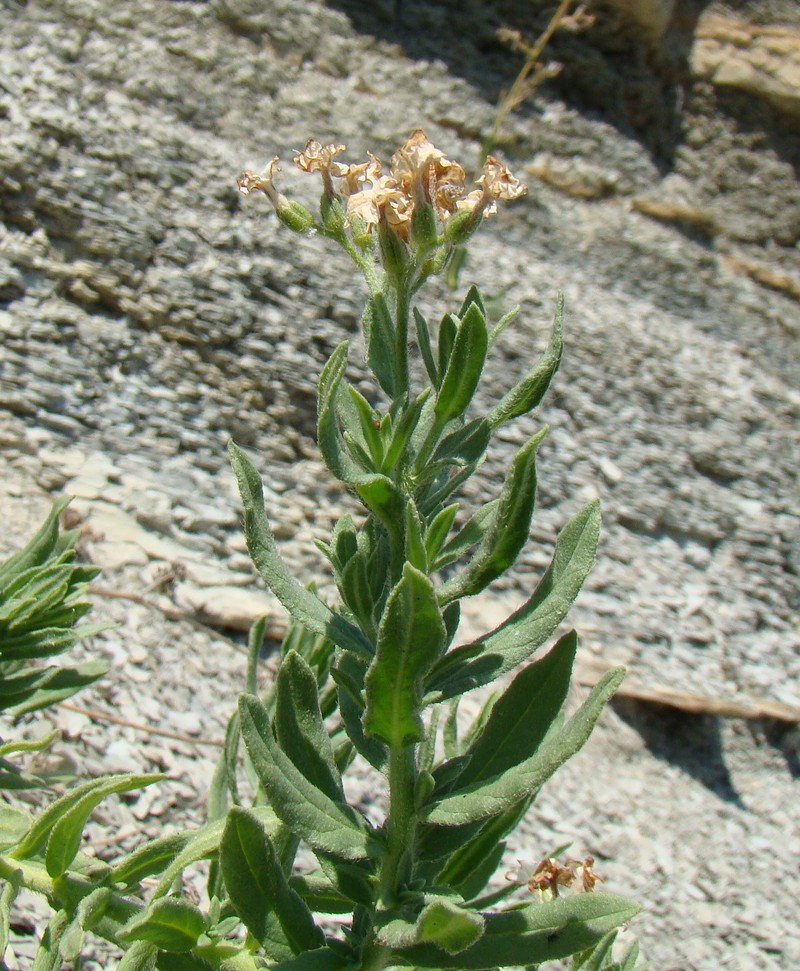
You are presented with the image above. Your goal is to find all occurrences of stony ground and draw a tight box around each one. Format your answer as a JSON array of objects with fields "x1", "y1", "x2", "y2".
[{"x1": 1, "y1": 0, "x2": 799, "y2": 967}]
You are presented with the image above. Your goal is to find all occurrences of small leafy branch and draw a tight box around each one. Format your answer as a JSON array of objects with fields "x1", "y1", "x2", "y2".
[{"x1": 0, "y1": 130, "x2": 642, "y2": 969}]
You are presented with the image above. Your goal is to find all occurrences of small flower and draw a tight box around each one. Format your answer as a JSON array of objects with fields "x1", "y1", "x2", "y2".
[
  {"x1": 237, "y1": 156, "x2": 286, "y2": 209},
  {"x1": 526, "y1": 857, "x2": 577, "y2": 898},
  {"x1": 344, "y1": 161, "x2": 413, "y2": 241},
  {"x1": 294, "y1": 138, "x2": 348, "y2": 197},
  {"x1": 570, "y1": 856, "x2": 604, "y2": 893},
  {"x1": 391, "y1": 128, "x2": 466, "y2": 220},
  {"x1": 479, "y1": 155, "x2": 527, "y2": 201}
]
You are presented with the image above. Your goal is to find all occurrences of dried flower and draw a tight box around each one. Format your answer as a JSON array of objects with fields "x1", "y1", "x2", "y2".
[
  {"x1": 527, "y1": 857, "x2": 577, "y2": 898},
  {"x1": 390, "y1": 128, "x2": 466, "y2": 220},
  {"x1": 570, "y1": 856, "x2": 604, "y2": 893},
  {"x1": 480, "y1": 155, "x2": 527, "y2": 201},
  {"x1": 237, "y1": 156, "x2": 286, "y2": 209},
  {"x1": 294, "y1": 138, "x2": 348, "y2": 197}
]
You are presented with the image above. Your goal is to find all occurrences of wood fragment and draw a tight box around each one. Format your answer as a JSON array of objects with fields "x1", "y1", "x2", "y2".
[
  {"x1": 575, "y1": 657, "x2": 800, "y2": 723},
  {"x1": 59, "y1": 701, "x2": 224, "y2": 748}
]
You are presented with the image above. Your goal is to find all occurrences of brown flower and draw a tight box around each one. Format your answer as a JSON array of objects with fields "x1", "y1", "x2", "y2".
[
  {"x1": 479, "y1": 155, "x2": 527, "y2": 201},
  {"x1": 390, "y1": 129, "x2": 466, "y2": 219},
  {"x1": 294, "y1": 138, "x2": 349, "y2": 197},
  {"x1": 570, "y1": 856, "x2": 604, "y2": 893},
  {"x1": 527, "y1": 857, "x2": 577, "y2": 898},
  {"x1": 237, "y1": 156, "x2": 287, "y2": 210}
]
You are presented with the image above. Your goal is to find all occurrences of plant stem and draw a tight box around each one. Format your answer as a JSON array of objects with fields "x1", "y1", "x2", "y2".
[
  {"x1": 381, "y1": 742, "x2": 417, "y2": 898},
  {"x1": 394, "y1": 281, "x2": 411, "y2": 399}
]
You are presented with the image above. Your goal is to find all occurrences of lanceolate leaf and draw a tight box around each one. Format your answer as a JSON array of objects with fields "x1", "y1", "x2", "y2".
[
  {"x1": 428, "y1": 500, "x2": 601, "y2": 700},
  {"x1": 0, "y1": 498, "x2": 71, "y2": 595},
  {"x1": 453, "y1": 632, "x2": 578, "y2": 790},
  {"x1": 486, "y1": 291, "x2": 564, "y2": 430},
  {"x1": 119, "y1": 897, "x2": 206, "y2": 953},
  {"x1": 275, "y1": 651, "x2": 343, "y2": 801},
  {"x1": 435, "y1": 304, "x2": 488, "y2": 426},
  {"x1": 364, "y1": 564, "x2": 446, "y2": 746},
  {"x1": 394, "y1": 893, "x2": 640, "y2": 969},
  {"x1": 228, "y1": 441, "x2": 372, "y2": 659},
  {"x1": 106, "y1": 832, "x2": 195, "y2": 888},
  {"x1": 1, "y1": 660, "x2": 107, "y2": 718},
  {"x1": 272, "y1": 948, "x2": 356, "y2": 971},
  {"x1": 365, "y1": 293, "x2": 397, "y2": 397},
  {"x1": 437, "y1": 428, "x2": 547, "y2": 604},
  {"x1": 239, "y1": 693, "x2": 377, "y2": 862},
  {"x1": 424, "y1": 667, "x2": 624, "y2": 827},
  {"x1": 12, "y1": 773, "x2": 162, "y2": 863},
  {"x1": 45, "y1": 774, "x2": 164, "y2": 878},
  {"x1": 221, "y1": 807, "x2": 324, "y2": 954}
]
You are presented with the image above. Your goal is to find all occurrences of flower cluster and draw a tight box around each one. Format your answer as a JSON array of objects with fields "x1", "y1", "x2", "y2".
[
  {"x1": 509, "y1": 855, "x2": 605, "y2": 900},
  {"x1": 238, "y1": 129, "x2": 526, "y2": 246}
]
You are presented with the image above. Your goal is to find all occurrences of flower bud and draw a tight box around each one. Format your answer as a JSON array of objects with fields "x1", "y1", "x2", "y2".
[
  {"x1": 410, "y1": 202, "x2": 439, "y2": 253},
  {"x1": 320, "y1": 194, "x2": 345, "y2": 235},
  {"x1": 378, "y1": 221, "x2": 409, "y2": 282},
  {"x1": 276, "y1": 200, "x2": 315, "y2": 234},
  {"x1": 442, "y1": 208, "x2": 480, "y2": 245}
]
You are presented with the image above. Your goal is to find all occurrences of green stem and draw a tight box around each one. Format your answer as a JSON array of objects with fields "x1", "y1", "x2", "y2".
[
  {"x1": 381, "y1": 742, "x2": 417, "y2": 898},
  {"x1": 394, "y1": 282, "x2": 411, "y2": 399}
]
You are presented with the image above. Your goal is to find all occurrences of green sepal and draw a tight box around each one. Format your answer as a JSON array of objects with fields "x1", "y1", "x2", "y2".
[
  {"x1": 435, "y1": 303, "x2": 488, "y2": 426},
  {"x1": 486, "y1": 292, "x2": 563, "y2": 430},
  {"x1": 395, "y1": 893, "x2": 640, "y2": 968},
  {"x1": 363, "y1": 564, "x2": 446, "y2": 747},
  {"x1": 221, "y1": 806, "x2": 324, "y2": 954},
  {"x1": 428, "y1": 500, "x2": 601, "y2": 699},
  {"x1": 228, "y1": 441, "x2": 372, "y2": 659},
  {"x1": 119, "y1": 897, "x2": 206, "y2": 953},
  {"x1": 239, "y1": 693, "x2": 378, "y2": 861},
  {"x1": 276, "y1": 651, "x2": 343, "y2": 801},
  {"x1": 424, "y1": 666, "x2": 624, "y2": 826}
]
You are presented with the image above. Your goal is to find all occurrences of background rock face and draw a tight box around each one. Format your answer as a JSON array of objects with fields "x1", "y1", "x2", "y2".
[{"x1": 1, "y1": 0, "x2": 798, "y2": 966}]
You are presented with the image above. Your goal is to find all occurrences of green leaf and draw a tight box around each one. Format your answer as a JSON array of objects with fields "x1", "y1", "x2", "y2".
[
  {"x1": 339, "y1": 554, "x2": 377, "y2": 638},
  {"x1": 120, "y1": 897, "x2": 206, "y2": 953},
  {"x1": 118, "y1": 940, "x2": 158, "y2": 971},
  {"x1": 2, "y1": 660, "x2": 107, "y2": 718},
  {"x1": 364, "y1": 293, "x2": 397, "y2": 397},
  {"x1": 239, "y1": 693, "x2": 377, "y2": 861},
  {"x1": 0, "y1": 867, "x2": 21, "y2": 955},
  {"x1": 32, "y1": 909, "x2": 69, "y2": 971},
  {"x1": 0, "y1": 803, "x2": 32, "y2": 850},
  {"x1": 414, "y1": 307, "x2": 439, "y2": 389},
  {"x1": 424, "y1": 505, "x2": 459, "y2": 564},
  {"x1": 432, "y1": 418, "x2": 491, "y2": 469},
  {"x1": 289, "y1": 871, "x2": 355, "y2": 914},
  {"x1": 0, "y1": 623, "x2": 107, "y2": 659},
  {"x1": 424, "y1": 667, "x2": 624, "y2": 826},
  {"x1": 12, "y1": 773, "x2": 161, "y2": 862},
  {"x1": 364, "y1": 564, "x2": 446, "y2": 746},
  {"x1": 333, "y1": 651, "x2": 387, "y2": 772},
  {"x1": 437, "y1": 428, "x2": 546, "y2": 604},
  {"x1": 271, "y1": 948, "x2": 355, "y2": 971},
  {"x1": 228, "y1": 441, "x2": 372, "y2": 659},
  {"x1": 486, "y1": 292, "x2": 563, "y2": 430},
  {"x1": 435, "y1": 304, "x2": 488, "y2": 426},
  {"x1": 458, "y1": 285, "x2": 486, "y2": 320},
  {"x1": 437, "y1": 313, "x2": 457, "y2": 378},
  {"x1": 107, "y1": 831, "x2": 195, "y2": 888},
  {"x1": 0, "y1": 498, "x2": 71, "y2": 595},
  {"x1": 0, "y1": 729, "x2": 59, "y2": 758},
  {"x1": 428, "y1": 500, "x2": 601, "y2": 699},
  {"x1": 222, "y1": 807, "x2": 324, "y2": 954},
  {"x1": 381, "y1": 389, "x2": 430, "y2": 475},
  {"x1": 396, "y1": 893, "x2": 640, "y2": 968},
  {"x1": 275, "y1": 651, "x2": 343, "y2": 801},
  {"x1": 345, "y1": 385, "x2": 384, "y2": 466},
  {"x1": 417, "y1": 899, "x2": 485, "y2": 954},
  {"x1": 59, "y1": 887, "x2": 112, "y2": 961},
  {"x1": 453, "y1": 632, "x2": 577, "y2": 790},
  {"x1": 44, "y1": 774, "x2": 163, "y2": 878}
]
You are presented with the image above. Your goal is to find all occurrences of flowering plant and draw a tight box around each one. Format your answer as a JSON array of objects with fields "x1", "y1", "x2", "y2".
[{"x1": 0, "y1": 130, "x2": 642, "y2": 969}]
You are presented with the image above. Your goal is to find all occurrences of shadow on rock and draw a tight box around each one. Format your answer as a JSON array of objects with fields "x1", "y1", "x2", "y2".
[
  {"x1": 611, "y1": 696, "x2": 745, "y2": 807},
  {"x1": 325, "y1": 0, "x2": 717, "y2": 167}
]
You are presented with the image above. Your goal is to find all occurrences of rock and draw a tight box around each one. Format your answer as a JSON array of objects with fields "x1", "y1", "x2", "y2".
[{"x1": 691, "y1": 14, "x2": 800, "y2": 118}]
